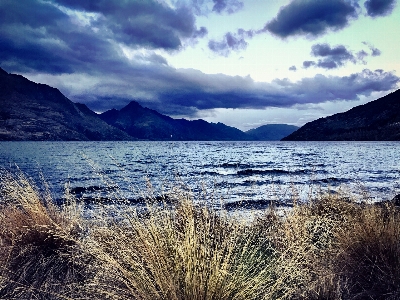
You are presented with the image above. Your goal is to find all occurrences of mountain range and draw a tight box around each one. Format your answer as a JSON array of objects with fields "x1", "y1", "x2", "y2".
[
  {"x1": 283, "y1": 89, "x2": 400, "y2": 141},
  {"x1": 99, "y1": 102, "x2": 299, "y2": 141},
  {"x1": 0, "y1": 68, "x2": 297, "y2": 141},
  {"x1": 99, "y1": 101, "x2": 250, "y2": 141},
  {"x1": 3, "y1": 67, "x2": 398, "y2": 141}
]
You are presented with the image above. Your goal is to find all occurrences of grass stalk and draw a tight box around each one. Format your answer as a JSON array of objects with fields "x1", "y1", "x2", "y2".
[{"x1": 0, "y1": 168, "x2": 399, "y2": 299}]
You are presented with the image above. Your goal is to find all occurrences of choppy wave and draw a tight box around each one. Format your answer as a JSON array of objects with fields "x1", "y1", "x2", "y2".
[
  {"x1": 0, "y1": 141, "x2": 399, "y2": 203},
  {"x1": 236, "y1": 168, "x2": 308, "y2": 176}
]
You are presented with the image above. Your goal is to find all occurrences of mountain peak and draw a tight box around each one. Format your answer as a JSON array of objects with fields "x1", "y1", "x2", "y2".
[
  {"x1": 100, "y1": 100, "x2": 251, "y2": 141},
  {"x1": 125, "y1": 100, "x2": 142, "y2": 109},
  {"x1": 0, "y1": 69, "x2": 134, "y2": 141},
  {"x1": 0, "y1": 68, "x2": 310, "y2": 141}
]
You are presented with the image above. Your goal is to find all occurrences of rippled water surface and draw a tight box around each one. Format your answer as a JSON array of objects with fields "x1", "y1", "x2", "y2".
[{"x1": 0, "y1": 141, "x2": 399, "y2": 204}]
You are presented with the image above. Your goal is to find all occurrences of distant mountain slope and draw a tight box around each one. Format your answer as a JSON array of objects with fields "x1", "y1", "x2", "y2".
[
  {"x1": 100, "y1": 101, "x2": 251, "y2": 141},
  {"x1": 283, "y1": 89, "x2": 400, "y2": 141},
  {"x1": 246, "y1": 124, "x2": 299, "y2": 141},
  {"x1": 0, "y1": 67, "x2": 304, "y2": 141},
  {"x1": 0, "y1": 68, "x2": 133, "y2": 141}
]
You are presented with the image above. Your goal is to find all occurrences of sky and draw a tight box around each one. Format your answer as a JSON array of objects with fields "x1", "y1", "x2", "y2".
[{"x1": 0, "y1": 0, "x2": 399, "y2": 131}]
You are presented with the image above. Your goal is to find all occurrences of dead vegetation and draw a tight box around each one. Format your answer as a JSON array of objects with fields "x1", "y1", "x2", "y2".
[{"x1": 0, "y1": 168, "x2": 399, "y2": 299}]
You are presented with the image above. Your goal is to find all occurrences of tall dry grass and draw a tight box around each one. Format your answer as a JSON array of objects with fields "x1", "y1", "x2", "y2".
[
  {"x1": 334, "y1": 202, "x2": 400, "y2": 299},
  {"x1": 0, "y1": 168, "x2": 400, "y2": 299},
  {"x1": 270, "y1": 192, "x2": 400, "y2": 299},
  {"x1": 0, "y1": 169, "x2": 89, "y2": 299},
  {"x1": 84, "y1": 189, "x2": 286, "y2": 300}
]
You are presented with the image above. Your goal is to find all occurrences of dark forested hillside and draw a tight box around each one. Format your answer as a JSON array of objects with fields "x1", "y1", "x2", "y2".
[
  {"x1": 283, "y1": 90, "x2": 400, "y2": 141},
  {"x1": 100, "y1": 101, "x2": 251, "y2": 141},
  {"x1": 0, "y1": 67, "x2": 133, "y2": 141}
]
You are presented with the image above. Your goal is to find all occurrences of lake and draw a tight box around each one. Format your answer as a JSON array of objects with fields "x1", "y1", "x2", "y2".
[{"x1": 0, "y1": 141, "x2": 399, "y2": 206}]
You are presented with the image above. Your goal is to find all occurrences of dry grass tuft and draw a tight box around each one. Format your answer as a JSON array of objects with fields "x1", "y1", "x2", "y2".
[
  {"x1": 334, "y1": 203, "x2": 400, "y2": 299},
  {"x1": 1, "y1": 168, "x2": 400, "y2": 299},
  {"x1": 274, "y1": 192, "x2": 400, "y2": 299},
  {"x1": 85, "y1": 190, "x2": 282, "y2": 300},
  {"x1": 0, "y1": 169, "x2": 89, "y2": 299}
]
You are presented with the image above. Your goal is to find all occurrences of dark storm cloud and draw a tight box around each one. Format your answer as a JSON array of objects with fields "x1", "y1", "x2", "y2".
[
  {"x1": 133, "y1": 53, "x2": 169, "y2": 66},
  {"x1": 143, "y1": 69, "x2": 399, "y2": 115},
  {"x1": 0, "y1": 0, "x2": 206, "y2": 74},
  {"x1": 311, "y1": 44, "x2": 353, "y2": 59},
  {"x1": 62, "y1": 66, "x2": 398, "y2": 116},
  {"x1": 315, "y1": 60, "x2": 339, "y2": 69},
  {"x1": 303, "y1": 61, "x2": 316, "y2": 68},
  {"x1": 362, "y1": 41, "x2": 382, "y2": 56},
  {"x1": 0, "y1": 0, "x2": 64, "y2": 28},
  {"x1": 0, "y1": 0, "x2": 103, "y2": 73},
  {"x1": 54, "y1": 0, "x2": 202, "y2": 49},
  {"x1": 193, "y1": 27, "x2": 209, "y2": 38},
  {"x1": 189, "y1": 0, "x2": 244, "y2": 15},
  {"x1": 212, "y1": 0, "x2": 244, "y2": 14},
  {"x1": 265, "y1": 0, "x2": 359, "y2": 38},
  {"x1": 208, "y1": 32, "x2": 247, "y2": 56},
  {"x1": 208, "y1": 29, "x2": 255, "y2": 56},
  {"x1": 371, "y1": 47, "x2": 382, "y2": 56},
  {"x1": 311, "y1": 43, "x2": 356, "y2": 69},
  {"x1": 364, "y1": 0, "x2": 396, "y2": 17},
  {"x1": 356, "y1": 50, "x2": 368, "y2": 62},
  {"x1": 0, "y1": 35, "x2": 74, "y2": 74},
  {"x1": 302, "y1": 43, "x2": 381, "y2": 70},
  {"x1": 0, "y1": 0, "x2": 398, "y2": 119}
]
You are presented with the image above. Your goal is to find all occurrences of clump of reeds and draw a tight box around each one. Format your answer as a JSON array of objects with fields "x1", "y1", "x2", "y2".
[{"x1": 0, "y1": 169, "x2": 89, "y2": 299}]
